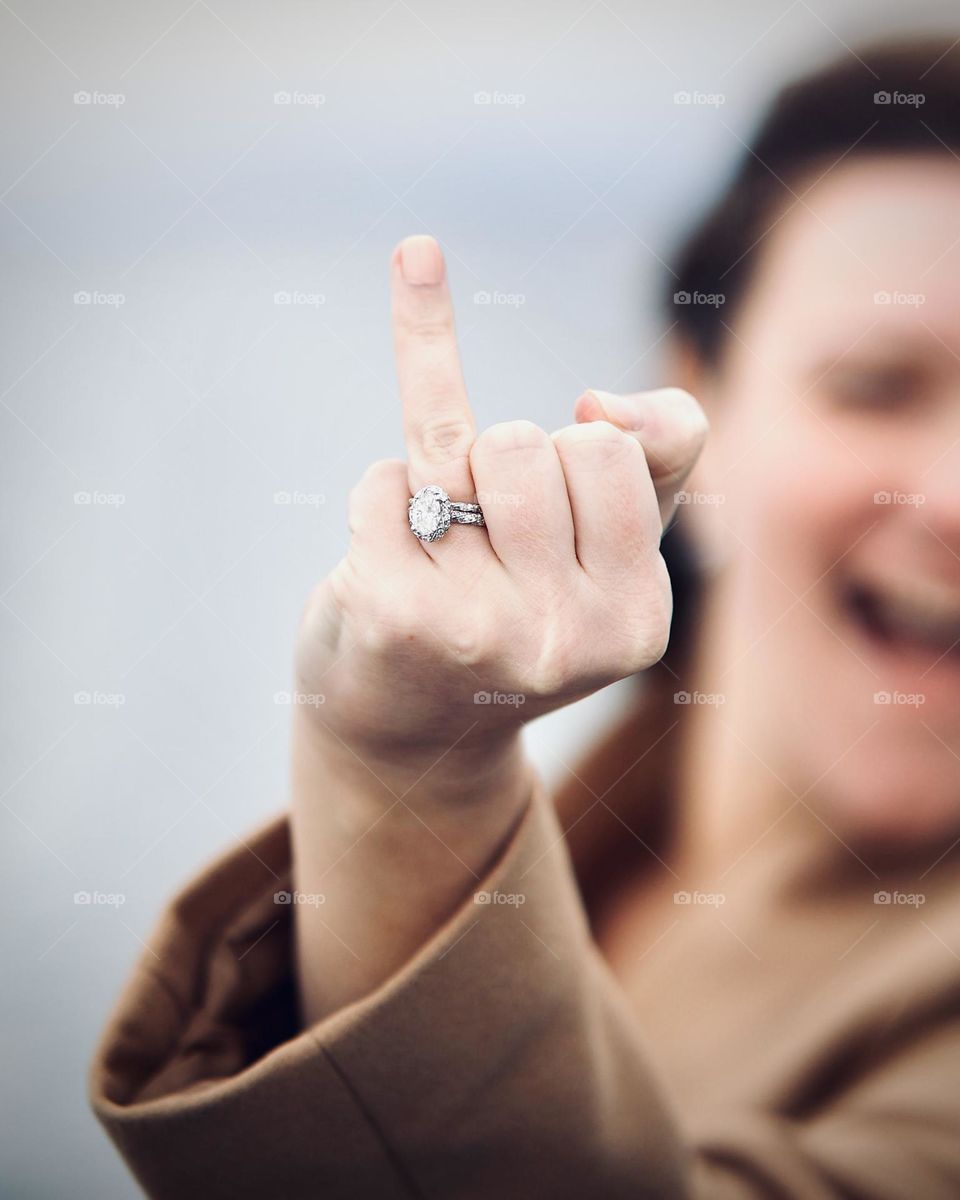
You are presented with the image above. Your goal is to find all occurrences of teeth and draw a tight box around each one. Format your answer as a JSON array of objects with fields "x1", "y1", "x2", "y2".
[{"x1": 869, "y1": 578, "x2": 960, "y2": 650}]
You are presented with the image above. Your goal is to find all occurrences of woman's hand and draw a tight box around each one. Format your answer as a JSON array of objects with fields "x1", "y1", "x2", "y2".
[
  {"x1": 294, "y1": 235, "x2": 708, "y2": 778},
  {"x1": 291, "y1": 235, "x2": 707, "y2": 1021}
]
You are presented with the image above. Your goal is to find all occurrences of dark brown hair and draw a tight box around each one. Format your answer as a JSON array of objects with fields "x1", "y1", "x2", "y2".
[{"x1": 668, "y1": 36, "x2": 960, "y2": 371}]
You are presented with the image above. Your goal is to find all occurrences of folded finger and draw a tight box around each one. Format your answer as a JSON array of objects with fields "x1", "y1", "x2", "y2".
[
  {"x1": 468, "y1": 420, "x2": 575, "y2": 583},
  {"x1": 551, "y1": 421, "x2": 660, "y2": 583},
  {"x1": 574, "y1": 387, "x2": 708, "y2": 528}
]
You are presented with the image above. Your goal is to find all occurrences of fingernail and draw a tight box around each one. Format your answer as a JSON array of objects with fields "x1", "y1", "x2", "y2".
[
  {"x1": 399, "y1": 235, "x2": 444, "y2": 286},
  {"x1": 586, "y1": 389, "x2": 646, "y2": 431}
]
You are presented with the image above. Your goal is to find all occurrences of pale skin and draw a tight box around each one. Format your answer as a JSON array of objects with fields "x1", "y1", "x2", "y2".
[{"x1": 291, "y1": 233, "x2": 707, "y2": 1023}]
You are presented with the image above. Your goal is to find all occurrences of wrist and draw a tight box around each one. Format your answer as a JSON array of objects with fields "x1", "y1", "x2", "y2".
[{"x1": 292, "y1": 705, "x2": 531, "y2": 817}]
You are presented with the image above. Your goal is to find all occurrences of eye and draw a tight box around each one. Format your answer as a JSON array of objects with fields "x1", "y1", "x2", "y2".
[{"x1": 824, "y1": 363, "x2": 926, "y2": 412}]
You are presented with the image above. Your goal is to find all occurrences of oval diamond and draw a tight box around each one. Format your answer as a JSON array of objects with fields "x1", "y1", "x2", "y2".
[{"x1": 409, "y1": 484, "x2": 451, "y2": 542}]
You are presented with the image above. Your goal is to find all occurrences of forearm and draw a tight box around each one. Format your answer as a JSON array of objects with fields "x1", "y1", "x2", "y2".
[{"x1": 290, "y1": 704, "x2": 534, "y2": 1025}]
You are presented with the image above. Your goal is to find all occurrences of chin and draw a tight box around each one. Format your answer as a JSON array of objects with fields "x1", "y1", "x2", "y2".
[{"x1": 816, "y1": 752, "x2": 960, "y2": 850}]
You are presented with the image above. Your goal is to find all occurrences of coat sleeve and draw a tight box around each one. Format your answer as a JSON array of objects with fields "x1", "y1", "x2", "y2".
[
  {"x1": 90, "y1": 775, "x2": 688, "y2": 1199},
  {"x1": 89, "y1": 774, "x2": 960, "y2": 1200}
]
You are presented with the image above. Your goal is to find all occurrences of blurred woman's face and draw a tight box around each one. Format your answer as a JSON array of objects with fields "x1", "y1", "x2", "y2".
[{"x1": 694, "y1": 154, "x2": 960, "y2": 845}]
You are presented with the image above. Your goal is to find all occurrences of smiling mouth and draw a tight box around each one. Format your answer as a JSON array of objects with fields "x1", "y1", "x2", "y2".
[{"x1": 844, "y1": 577, "x2": 960, "y2": 664}]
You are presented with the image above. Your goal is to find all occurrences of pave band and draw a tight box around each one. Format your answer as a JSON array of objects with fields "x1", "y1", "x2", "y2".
[{"x1": 409, "y1": 484, "x2": 486, "y2": 542}]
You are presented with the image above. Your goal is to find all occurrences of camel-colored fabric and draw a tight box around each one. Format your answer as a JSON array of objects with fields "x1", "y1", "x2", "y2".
[{"x1": 90, "y1": 763, "x2": 960, "y2": 1199}]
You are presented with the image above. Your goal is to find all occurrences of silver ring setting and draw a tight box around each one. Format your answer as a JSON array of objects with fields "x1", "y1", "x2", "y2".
[{"x1": 409, "y1": 484, "x2": 486, "y2": 543}]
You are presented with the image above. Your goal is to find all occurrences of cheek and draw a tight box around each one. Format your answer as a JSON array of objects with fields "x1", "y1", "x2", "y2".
[
  {"x1": 712, "y1": 403, "x2": 959, "y2": 844},
  {"x1": 719, "y1": 405, "x2": 872, "y2": 616}
]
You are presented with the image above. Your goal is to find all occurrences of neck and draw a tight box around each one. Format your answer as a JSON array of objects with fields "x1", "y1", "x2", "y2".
[{"x1": 670, "y1": 579, "x2": 802, "y2": 886}]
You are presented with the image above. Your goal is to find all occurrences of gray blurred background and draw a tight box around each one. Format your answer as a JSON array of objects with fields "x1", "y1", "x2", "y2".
[{"x1": 1, "y1": 1, "x2": 957, "y2": 1194}]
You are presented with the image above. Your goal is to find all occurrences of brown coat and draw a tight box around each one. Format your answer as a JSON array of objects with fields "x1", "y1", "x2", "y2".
[{"x1": 90, "y1": 704, "x2": 960, "y2": 1198}]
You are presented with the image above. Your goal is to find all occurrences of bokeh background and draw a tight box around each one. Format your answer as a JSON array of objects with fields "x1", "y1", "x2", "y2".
[{"x1": 2, "y1": 1, "x2": 957, "y2": 1194}]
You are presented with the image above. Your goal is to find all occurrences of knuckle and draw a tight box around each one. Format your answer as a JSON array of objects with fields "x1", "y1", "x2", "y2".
[
  {"x1": 417, "y1": 415, "x2": 475, "y2": 463},
  {"x1": 347, "y1": 458, "x2": 404, "y2": 532},
  {"x1": 401, "y1": 313, "x2": 456, "y2": 345},
  {"x1": 472, "y1": 419, "x2": 549, "y2": 459},
  {"x1": 657, "y1": 387, "x2": 710, "y2": 441},
  {"x1": 357, "y1": 457, "x2": 404, "y2": 492},
  {"x1": 656, "y1": 386, "x2": 697, "y2": 409},
  {"x1": 554, "y1": 420, "x2": 639, "y2": 461},
  {"x1": 554, "y1": 423, "x2": 645, "y2": 479}
]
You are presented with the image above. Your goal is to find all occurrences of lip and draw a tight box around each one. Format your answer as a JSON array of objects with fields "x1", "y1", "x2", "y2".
[{"x1": 839, "y1": 577, "x2": 960, "y2": 702}]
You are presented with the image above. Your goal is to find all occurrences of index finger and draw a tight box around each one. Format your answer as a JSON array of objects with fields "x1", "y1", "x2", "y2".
[{"x1": 391, "y1": 236, "x2": 477, "y2": 500}]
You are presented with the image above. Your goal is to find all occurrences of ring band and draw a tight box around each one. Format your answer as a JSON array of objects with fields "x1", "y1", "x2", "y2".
[{"x1": 409, "y1": 484, "x2": 486, "y2": 542}]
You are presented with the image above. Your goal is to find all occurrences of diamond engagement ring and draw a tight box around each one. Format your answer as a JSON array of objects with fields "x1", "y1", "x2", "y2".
[{"x1": 409, "y1": 484, "x2": 486, "y2": 543}]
